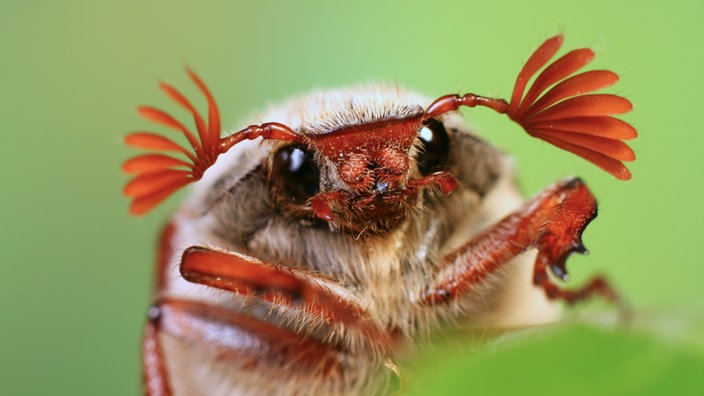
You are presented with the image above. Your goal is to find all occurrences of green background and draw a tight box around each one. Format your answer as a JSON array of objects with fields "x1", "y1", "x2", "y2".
[{"x1": 1, "y1": 1, "x2": 702, "y2": 395}]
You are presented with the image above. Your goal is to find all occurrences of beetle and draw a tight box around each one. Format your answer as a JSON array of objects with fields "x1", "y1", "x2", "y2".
[{"x1": 123, "y1": 35, "x2": 636, "y2": 395}]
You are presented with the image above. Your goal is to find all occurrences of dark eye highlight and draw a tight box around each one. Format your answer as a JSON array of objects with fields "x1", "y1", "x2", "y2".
[
  {"x1": 271, "y1": 145, "x2": 320, "y2": 204},
  {"x1": 417, "y1": 118, "x2": 450, "y2": 175}
]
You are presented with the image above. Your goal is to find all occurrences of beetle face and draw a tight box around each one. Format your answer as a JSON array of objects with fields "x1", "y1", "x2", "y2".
[
  {"x1": 178, "y1": 84, "x2": 514, "y2": 346},
  {"x1": 195, "y1": 85, "x2": 502, "y2": 241},
  {"x1": 266, "y1": 110, "x2": 461, "y2": 234}
]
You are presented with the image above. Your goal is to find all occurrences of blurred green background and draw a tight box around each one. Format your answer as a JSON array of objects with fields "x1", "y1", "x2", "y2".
[{"x1": 1, "y1": 1, "x2": 702, "y2": 395}]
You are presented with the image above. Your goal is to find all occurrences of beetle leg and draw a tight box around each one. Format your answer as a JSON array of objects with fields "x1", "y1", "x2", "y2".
[
  {"x1": 143, "y1": 306, "x2": 172, "y2": 396},
  {"x1": 142, "y1": 298, "x2": 346, "y2": 396},
  {"x1": 153, "y1": 222, "x2": 177, "y2": 294},
  {"x1": 179, "y1": 246, "x2": 393, "y2": 347},
  {"x1": 533, "y1": 247, "x2": 620, "y2": 305},
  {"x1": 423, "y1": 177, "x2": 619, "y2": 306},
  {"x1": 142, "y1": 222, "x2": 178, "y2": 396}
]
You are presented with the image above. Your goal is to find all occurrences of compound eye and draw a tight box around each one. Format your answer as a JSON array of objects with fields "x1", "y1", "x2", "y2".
[
  {"x1": 271, "y1": 145, "x2": 320, "y2": 204},
  {"x1": 417, "y1": 118, "x2": 450, "y2": 175}
]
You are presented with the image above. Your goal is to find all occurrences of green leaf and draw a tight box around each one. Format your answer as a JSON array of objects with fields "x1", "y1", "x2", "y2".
[{"x1": 405, "y1": 310, "x2": 704, "y2": 396}]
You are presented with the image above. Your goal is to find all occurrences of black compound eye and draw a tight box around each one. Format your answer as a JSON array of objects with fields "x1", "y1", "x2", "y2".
[
  {"x1": 417, "y1": 118, "x2": 450, "y2": 175},
  {"x1": 271, "y1": 145, "x2": 320, "y2": 204}
]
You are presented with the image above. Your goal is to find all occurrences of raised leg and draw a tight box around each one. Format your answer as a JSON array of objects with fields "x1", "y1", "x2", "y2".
[{"x1": 423, "y1": 178, "x2": 619, "y2": 306}]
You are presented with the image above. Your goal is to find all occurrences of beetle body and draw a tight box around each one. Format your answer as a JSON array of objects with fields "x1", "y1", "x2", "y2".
[
  {"x1": 158, "y1": 85, "x2": 558, "y2": 395},
  {"x1": 126, "y1": 35, "x2": 636, "y2": 396}
]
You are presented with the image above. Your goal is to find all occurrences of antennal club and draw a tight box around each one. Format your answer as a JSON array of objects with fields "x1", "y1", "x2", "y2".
[
  {"x1": 424, "y1": 34, "x2": 637, "y2": 180},
  {"x1": 122, "y1": 68, "x2": 301, "y2": 215}
]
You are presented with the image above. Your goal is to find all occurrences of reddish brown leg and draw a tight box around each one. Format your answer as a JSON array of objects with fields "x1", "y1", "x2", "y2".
[
  {"x1": 143, "y1": 234, "x2": 391, "y2": 394},
  {"x1": 532, "y1": 233, "x2": 619, "y2": 305},
  {"x1": 154, "y1": 221, "x2": 177, "y2": 293},
  {"x1": 143, "y1": 223, "x2": 177, "y2": 396},
  {"x1": 180, "y1": 246, "x2": 392, "y2": 347},
  {"x1": 423, "y1": 178, "x2": 618, "y2": 305},
  {"x1": 535, "y1": 274, "x2": 618, "y2": 304},
  {"x1": 142, "y1": 298, "x2": 346, "y2": 396},
  {"x1": 143, "y1": 307, "x2": 172, "y2": 396}
]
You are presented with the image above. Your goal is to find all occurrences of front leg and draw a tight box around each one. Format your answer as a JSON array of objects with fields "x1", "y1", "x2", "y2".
[{"x1": 423, "y1": 178, "x2": 619, "y2": 306}]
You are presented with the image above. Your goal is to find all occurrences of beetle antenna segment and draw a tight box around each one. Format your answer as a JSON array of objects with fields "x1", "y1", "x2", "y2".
[
  {"x1": 425, "y1": 34, "x2": 637, "y2": 180},
  {"x1": 123, "y1": 68, "x2": 301, "y2": 215}
]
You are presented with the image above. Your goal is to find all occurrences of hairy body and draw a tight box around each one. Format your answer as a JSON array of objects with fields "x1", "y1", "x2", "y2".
[
  {"x1": 126, "y1": 35, "x2": 635, "y2": 396},
  {"x1": 157, "y1": 85, "x2": 557, "y2": 395}
]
